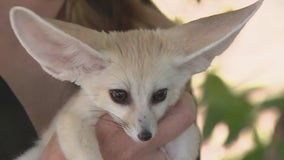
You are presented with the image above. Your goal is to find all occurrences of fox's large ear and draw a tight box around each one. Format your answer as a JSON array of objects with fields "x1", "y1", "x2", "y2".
[
  {"x1": 10, "y1": 7, "x2": 110, "y2": 83},
  {"x1": 165, "y1": 0, "x2": 263, "y2": 76}
]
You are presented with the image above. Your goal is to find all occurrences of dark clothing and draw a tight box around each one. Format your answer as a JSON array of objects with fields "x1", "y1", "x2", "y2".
[{"x1": 0, "y1": 76, "x2": 37, "y2": 160}]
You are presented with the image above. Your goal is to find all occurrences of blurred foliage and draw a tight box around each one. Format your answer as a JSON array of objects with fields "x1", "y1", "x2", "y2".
[
  {"x1": 241, "y1": 129, "x2": 265, "y2": 160},
  {"x1": 199, "y1": 72, "x2": 284, "y2": 160},
  {"x1": 261, "y1": 95, "x2": 284, "y2": 111},
  {"x1": 200, "y1": 73, "x2": 254, "y2": 145}
]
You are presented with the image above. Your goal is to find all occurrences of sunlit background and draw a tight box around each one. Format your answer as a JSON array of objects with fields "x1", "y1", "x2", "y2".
[{"x1": 153, "y1": 0, "x2": 284, "y2": 159}]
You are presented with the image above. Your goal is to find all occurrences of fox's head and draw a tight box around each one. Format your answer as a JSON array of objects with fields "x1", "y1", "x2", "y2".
[{"x1": 9, "y1": 0, "x2": 262, "y2": 142}]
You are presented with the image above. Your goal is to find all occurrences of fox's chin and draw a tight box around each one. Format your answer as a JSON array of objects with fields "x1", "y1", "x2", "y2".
[{"x1": 123, "y1": 128, "x2": 139, "y2": 142}]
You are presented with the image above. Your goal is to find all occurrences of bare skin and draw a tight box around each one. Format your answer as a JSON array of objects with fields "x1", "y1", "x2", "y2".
[{"x1": 0, "y1": 1, "x2": 197, "y2": 159}]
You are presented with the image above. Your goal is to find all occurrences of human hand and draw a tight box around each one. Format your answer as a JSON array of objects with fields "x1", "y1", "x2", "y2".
[{"x1": 40, "y1": 92, "x2": 197, "y2": 160}]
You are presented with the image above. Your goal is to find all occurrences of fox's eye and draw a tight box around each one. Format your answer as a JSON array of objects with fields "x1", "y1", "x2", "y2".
[
  {"x1": 152, "y1": 88, "x2": 168, "y2": 104},
  {"x1": 109, "y1": 89, "x2": 129, "y2": 104}
]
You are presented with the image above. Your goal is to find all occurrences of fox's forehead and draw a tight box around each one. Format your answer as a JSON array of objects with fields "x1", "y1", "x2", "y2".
[
  {"x1": 102, "y1": 30, "x2": 176, "y2": 62},
  {"x1": 98, "y1": 30, "x2": 177, "y2": 90}
]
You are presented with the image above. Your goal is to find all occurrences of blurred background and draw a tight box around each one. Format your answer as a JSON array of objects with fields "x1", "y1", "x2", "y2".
[
  {"x1": 152, "y1": 0, "x2": 284, "y2": 159},
  {"x1": 1, "y1": 0, "x2": 282, "y2": 159}
]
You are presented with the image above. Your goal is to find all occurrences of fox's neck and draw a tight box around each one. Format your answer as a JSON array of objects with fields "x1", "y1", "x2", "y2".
[{"x1": 62, "y1": 89, "x2": 105, "y2": 124}]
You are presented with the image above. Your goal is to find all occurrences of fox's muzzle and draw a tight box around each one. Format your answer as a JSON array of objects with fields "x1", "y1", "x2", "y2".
[{"x1": 137, "y1": 129, "x2": 152, "y2": 141}]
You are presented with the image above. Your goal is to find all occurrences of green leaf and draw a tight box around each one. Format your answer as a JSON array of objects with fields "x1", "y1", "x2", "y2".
[
  {"x1": 275, "y1": 139, "x2": 284, "y2": 159},
  {"x1": 260, "y1": 95, "x2": 284, "y2": 111},
  {"x1": 201, "y1": 73, "x2": 254, "y2": 145},
  {"x1": 241, "y1": 147, "x2": 264, "y2": 160},
  {"x1": 239, "y1": 129, "x2": 265, "y2": 160}
]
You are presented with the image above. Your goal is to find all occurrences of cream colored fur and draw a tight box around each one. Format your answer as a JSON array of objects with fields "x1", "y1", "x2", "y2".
[{"x1": 10, "y1": 1, "x2": 263, "y2": 159}]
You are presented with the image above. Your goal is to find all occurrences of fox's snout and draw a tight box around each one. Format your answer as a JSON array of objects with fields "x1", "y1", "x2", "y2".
[
  {"x1": 122, "y1": 111, "x2": 157, "y2": 142},
  {"x1": 137, "y1": 129, "x2": 152, "y2": 141}
]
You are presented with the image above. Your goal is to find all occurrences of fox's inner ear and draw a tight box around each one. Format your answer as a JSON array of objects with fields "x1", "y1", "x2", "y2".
[
  {"x1": 10, "y1": 7, "x2": 110, "y2": 83},
  {"x1": 164, "y1": 0, "x2": 263, "y2": 76}
]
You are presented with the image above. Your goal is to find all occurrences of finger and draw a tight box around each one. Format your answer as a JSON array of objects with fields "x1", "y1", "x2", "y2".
[
  {"x1": 140, "y1": 149, "x2": 168, "y2": 160},
  {"x1": 40, "y1": 134, "x2": 66, "y2": 160},
  {"x1": 96, "y1": 114, "x2": 136, "y2": 146},
  {"x1": 152, "y1": 92, "x2": 197, "y2": 147},
  {"x1": 96, "y1": 115, "x2": 141, "y2": 159}
]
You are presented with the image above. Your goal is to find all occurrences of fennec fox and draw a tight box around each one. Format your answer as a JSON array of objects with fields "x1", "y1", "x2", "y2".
[{"x1": 10, "y1": 0, "x2": 262, "y2": 159}]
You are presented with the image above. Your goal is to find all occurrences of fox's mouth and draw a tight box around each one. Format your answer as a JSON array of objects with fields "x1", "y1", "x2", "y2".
[{"x1": 108, "y1": 112, "x2": 129, "y2": 129}]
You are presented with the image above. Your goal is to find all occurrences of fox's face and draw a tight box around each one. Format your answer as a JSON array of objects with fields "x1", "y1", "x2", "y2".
[
  {"x1": 10, "y1": 2, "x2": 261, "y2": 141},
  {"x1": 79, "y1": 31, "x2": 189, "y2": 141}
]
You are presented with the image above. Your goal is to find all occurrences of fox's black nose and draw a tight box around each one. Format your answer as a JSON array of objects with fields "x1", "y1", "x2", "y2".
[{"x1": 138, "y1": 130, "x2": 152, "y2": 141}]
